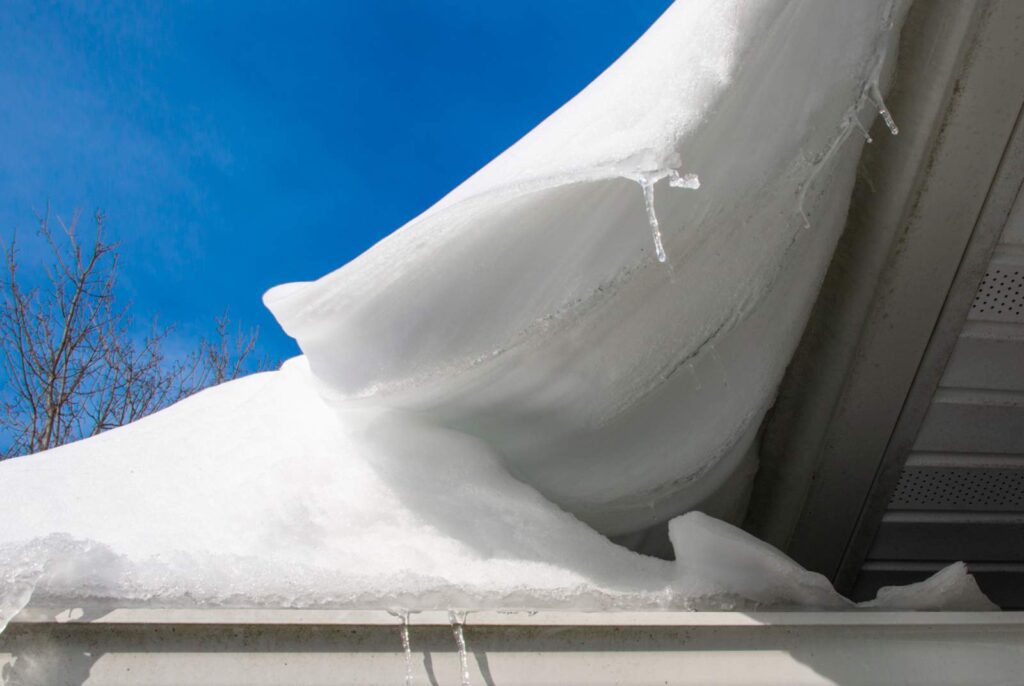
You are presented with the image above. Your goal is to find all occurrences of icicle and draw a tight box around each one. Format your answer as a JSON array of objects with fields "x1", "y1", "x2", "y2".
[
  {"x1": 795, "y1": 96, "x2": 876, "y2": 230},
  {"x1": 449, "y1": 611, "x2": 472, "y2": 685},
  {"x1": 386, "y1": 608, "x2": 415, "y2": 685},
  {"x1": 852, "y1": 116, "x2": 873, "y2": 144},
  {"x1": 449, "y1": 610, "x2": 472, "y2": 686},
  {"x1": 399, "y1": 612, "x2": 414, "y2": 686},
  {"x1": 869, "y1": 82, "x2": 899, "y2": 136},
  {"x1": 632, "y1": 170, "x2": 699, "y2": 264},
  {"x1": 876, "y1": 102, "x2": 899, "y2": 135},
  {"x1": 796, "y1": 38, "x2": 901, "y2": 233},
  {"x1": 638, "y1": 178, "x2": 667, "y2": 263}
]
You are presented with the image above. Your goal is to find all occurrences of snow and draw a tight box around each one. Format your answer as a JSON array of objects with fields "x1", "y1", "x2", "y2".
[
  {"x1": 262, "y1": 0, "x2": 911, "y2": 536},
  {"x1": 0, "y1": 0, "x2": 998, "y2": 622},
  {"x1": 0, "y1": 361, "x2": 996, "y2": 624},
  {"x1": 0, "y1": 361, "x2": 995, "y2": 624}
]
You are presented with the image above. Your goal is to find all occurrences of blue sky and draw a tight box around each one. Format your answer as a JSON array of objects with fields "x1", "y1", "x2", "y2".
[{"x1": 1, "y1": 1, "x2": 671, "y2": 362}]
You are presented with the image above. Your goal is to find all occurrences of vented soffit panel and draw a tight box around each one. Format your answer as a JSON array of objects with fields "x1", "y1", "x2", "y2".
[{"x1": 744, "y1": 0, "x2": 1024, "y2": 589}]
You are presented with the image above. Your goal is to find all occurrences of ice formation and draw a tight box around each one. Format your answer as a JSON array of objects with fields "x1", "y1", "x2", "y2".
[
  {"x1": 0, "y1": 0, "x2": 998, "y2": 622},
  {"x1": 397, "y1": 611, "x2": 414, "y2": 686},
  {"x1": 449, "y1": 611, "x2": 472, "y2": 686}
]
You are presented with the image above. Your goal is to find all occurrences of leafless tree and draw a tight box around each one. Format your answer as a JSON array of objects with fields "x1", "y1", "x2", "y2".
[
  {"x1": 197, "y1": 310, "x2": 269, "y2": 387},
  {"x1": 0, "y1": 208, "x2": 273, "y2": 459}
]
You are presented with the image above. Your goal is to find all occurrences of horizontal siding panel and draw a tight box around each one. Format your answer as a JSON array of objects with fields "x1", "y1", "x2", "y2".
[
  {"x1": 941, "y1": 335, "x2": 1024, "y2": 391},
  {"x1": 905, "y1": 452, "x2": 1024, "y2": 469},
  {"x1": 914, "y1": 390, "x2": 1024, "y2": 453},
  {"x1": 870, "y1": 512, "x2": 1024, "y2": 561}
]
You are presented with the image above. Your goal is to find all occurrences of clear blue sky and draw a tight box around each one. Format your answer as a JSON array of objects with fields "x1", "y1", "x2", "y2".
[{"x1": 1, "y1": 1, "x2": 671, "y2": 362}]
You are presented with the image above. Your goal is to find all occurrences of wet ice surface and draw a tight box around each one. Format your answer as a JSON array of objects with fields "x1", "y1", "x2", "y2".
[{"x1": 0, "y1": 0, "x2": 998, "y2": 620}]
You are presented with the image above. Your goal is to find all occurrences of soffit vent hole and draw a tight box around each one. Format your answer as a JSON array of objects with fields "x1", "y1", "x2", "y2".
[
  {"x1": 969, "y1": 267, "x2": 1024, "y2": 322},
  {"x1": 890, "y1": 467, "x2": 1024, "y2": 511}
]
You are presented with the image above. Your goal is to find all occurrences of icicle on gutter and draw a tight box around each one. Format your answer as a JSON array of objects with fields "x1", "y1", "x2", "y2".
[
  {"x1": 387, "y1": 608, "x2": 416, "y2": 685},
  {"x1": 634, "y1": 170, "x2": 700, "y2": 263},
  {"x1": 449, "y1": 610, "x2": 472, "y2": 686}
]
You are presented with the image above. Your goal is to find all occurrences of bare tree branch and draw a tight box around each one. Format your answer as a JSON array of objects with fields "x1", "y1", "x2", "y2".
[{"x1": 0, "y1": 208, "x2": 276, "y2": 459}]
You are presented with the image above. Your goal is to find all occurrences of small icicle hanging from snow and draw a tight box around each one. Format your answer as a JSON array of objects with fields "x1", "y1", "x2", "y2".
[
  {"x1": 639, "y1": 178, "x2": 667, "y2": 263},
  {"x1": 449, "y1": 610, "x2": 472, "y2": 686},
  {"x1": 795, "y1": 53, "x2": 901, "y2": 232},
  {"x1": 636, "y1": 170, "x2": 700, "y2": 263},
  {"x1": 852, "y1": 116, "x2": 874, "y2": 144},
  {"x1": 869, "y1": 82, "x2": 899, "y2": 136}
]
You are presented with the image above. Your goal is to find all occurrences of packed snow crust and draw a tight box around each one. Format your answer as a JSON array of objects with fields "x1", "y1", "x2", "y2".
[{"x1": 0, "y1": 0, "x2": 998, "y2": 623}]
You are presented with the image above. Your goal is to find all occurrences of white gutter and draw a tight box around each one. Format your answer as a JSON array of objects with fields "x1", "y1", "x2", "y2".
[{"x1": 4, "y1": 609, "x2": 1024, "y2": 685}]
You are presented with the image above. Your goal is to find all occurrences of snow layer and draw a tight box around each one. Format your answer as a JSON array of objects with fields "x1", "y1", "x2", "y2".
[
  {"x1": 265, "y1": 0, "x2": 911, "y2": 535},
  {"x1": 0, "y1": 361, "x2": 994, "y2": 629},
  {"x1": 0, "y1": 0, "x2": 998, "y2": 619}
]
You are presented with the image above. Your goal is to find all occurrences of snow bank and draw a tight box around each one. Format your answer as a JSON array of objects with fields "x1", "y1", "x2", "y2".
[
  {"x1": 0, "y1": 361, "x2": 993, "y2": 629},
  {"x1": 265, "y1": 0, "x2": 908, "y2": 535},
  {"x1": 0, "y1": 0, "x2": 998, "y2": 621}
]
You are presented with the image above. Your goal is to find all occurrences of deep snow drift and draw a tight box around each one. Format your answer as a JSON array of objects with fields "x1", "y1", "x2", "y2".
[
  {"x1": 0, "y1": 360, "x2": 994, "y2": 627},
  {"x1": 264, "y1": 0, "x2": 910, "y2": 534},
  {"x1": 0, "y1": 0, "x2": 997, "y2": 622}
]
